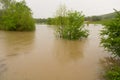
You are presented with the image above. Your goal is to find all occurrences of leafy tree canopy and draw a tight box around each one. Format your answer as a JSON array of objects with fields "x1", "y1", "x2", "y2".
[{"x1": 0, "y1": 0, "x2": 35, "y2": 31}]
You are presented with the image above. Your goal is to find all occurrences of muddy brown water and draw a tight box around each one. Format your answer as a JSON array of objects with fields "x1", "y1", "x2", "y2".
[{"x1": 0, "y1": 24, "x2": 107, "y2": 80}]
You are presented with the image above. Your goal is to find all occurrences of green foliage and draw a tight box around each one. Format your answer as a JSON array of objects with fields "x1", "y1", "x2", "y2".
[
  {"x1": 0, "y1": 0, "x2": 11, "y2": 9},
  {"x1": 101, "y1": 10, "x2": 120, "y2": 80},
  {"x1": 101, "y1": 10, "x2": 120, "y2": 57},
  {"x1": 105, "y1": 66, "x2": 120, "y2": 80},
  {"x1": 101, "y1": 57, "x2": 120, "y2": 80},
  {"x1": 54, "y1": 5, "x2": 88, "y2": 40},
  {"x1": 47, "y1": 18, "x2": 56, "y2": 25},
  {"x1": 0, "y1": 0, "x2": 35, "y2": 31},
  {"x1": 60, "y1": 11, "x2": 88, "y2": 40},
  {"x1": 35, "y1": 18, "x2": 47, "y2": 24},
  {"x1": 85, "y1": 16, "x2": 101, "y2": 22}
]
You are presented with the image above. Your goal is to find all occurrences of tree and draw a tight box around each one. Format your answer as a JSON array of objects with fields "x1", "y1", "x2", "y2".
[
  {"x1": 101, "y1": 10, "x2": 120, "y2": 57},
  {"x1": 91, "y1": 16, "x2": 101, "y2": 21},
  {"x1": 0, "y1": 0, "x2": 35, "y2": 31},
  {"x1": 35, "y1": 18, "x2": 47, "y2": 24},
  {"x1": 0, "y1": 0, "x2": 11, "y2": 9},
  {"x1": 54, "y1": 5, "x2": 88, "y2": 40},
  {"x1": 47, "y1": 18, "x2": 55, "y2": 25},
  {"x1": 55, "y1": 4, "x2": 68, "y2": 26}
]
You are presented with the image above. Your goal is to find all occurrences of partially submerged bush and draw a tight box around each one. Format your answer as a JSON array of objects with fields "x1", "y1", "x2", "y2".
[
  {"x1": 101, "y1": 10, "x2": 120, "y2": 57},
  {"x1": 57, "y1": 11, "x2": 88, "y2": 40},
  {"x1": 54, "y1": 5, "x2": 88, "y2": 40}
]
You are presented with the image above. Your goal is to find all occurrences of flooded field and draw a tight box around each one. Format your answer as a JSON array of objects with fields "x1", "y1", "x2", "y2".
[{"x1": 0, "y1": 24, "x2": 107, "y2": 80}]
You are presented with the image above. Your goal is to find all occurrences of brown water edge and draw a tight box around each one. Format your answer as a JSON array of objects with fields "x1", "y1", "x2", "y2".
[{"x1": 0, "y1": 24, "x2": 107, "y2": 80}]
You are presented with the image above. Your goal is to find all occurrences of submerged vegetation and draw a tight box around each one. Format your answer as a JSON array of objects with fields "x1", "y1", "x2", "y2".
[
  {"x1": 0, "y1": 0, "x2": 35, "y2": 31},
  {"x1": 101, "y1": 10, "x2": 120, "y2": 57},
  {"x1": 101, "y1": 10, "x2": 120, "y2": 80},
  {"x1": 49, "y1": 5, "x2": 88, "y2": 40}
]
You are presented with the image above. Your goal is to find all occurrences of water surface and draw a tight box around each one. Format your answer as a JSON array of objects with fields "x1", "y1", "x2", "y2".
[{"x1": 0, "y1": 24, "x2": 107, "y2": 80}]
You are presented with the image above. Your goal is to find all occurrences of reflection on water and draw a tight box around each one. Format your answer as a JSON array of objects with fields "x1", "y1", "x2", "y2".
[
  {"x1": 0, "y1": 56, "x2": 7, "y2": 77},
  {"x1": 3, "y1": 31, "x2": 35, "y2": 56},
  {"x1": 54, "y1": 39, "x2": 86, "y2": 64},
  {"x1": 0, "y1": 24, "x2": 107, "y2": 80}
]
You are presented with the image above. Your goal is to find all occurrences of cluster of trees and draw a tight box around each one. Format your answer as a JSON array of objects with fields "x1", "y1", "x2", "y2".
[
  {"x1": 46, "y1": 18, "x2": 56, "y2": 25},
  {"x1": 35, "y1": 18, "x2": 47, "y2": 24},
  {"x1": 85, "y1": 16, "x2": 101, "y2": 22},
  {"x1": 0, "y1": 0, "x2": 35, "y2": 31}
]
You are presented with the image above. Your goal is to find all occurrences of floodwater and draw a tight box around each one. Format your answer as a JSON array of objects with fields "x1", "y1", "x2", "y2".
[{"x1": 0, "y1": 24, "x2": 107, "y2": 80}]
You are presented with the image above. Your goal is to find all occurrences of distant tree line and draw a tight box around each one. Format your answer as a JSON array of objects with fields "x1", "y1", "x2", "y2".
[
  {"x1": 85, "y1": 12, "x2": 117, "y2": 23},
  {"x1": 34, "y1": 18, "x2": 58, "y2": 25},
  {"x1": 85, "y1": 16, "x2": 101, "y2": 22},
  {"x1": 35, "y1": 12, "x2": 117, "y2": 24},
  {"x1": 35, "y1": 18, "x2": 47, "y2": 24},
  {"x1": 35, "y1": 16, "x2": 102, "y2": 24},
  {"x1": 34, "y1": 18, "x2": 57, "y2": 25}
]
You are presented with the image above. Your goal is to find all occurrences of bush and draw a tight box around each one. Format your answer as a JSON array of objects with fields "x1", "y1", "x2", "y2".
[
  {"x1": 58, "y1": 11, "x2": 88, "y2": 40},
  {"x1": 54, "y1": 5, "x2": 88, "y2": 40},
  {"x1": 101, "y1": 10, "x2": 120, "y2": 57}
]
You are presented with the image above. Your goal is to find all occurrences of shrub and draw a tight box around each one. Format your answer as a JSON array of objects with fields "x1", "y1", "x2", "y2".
[
  {"x1": 54, "y1": 5, "x2": 88, "y2": 40},
  {"x1": 101, "y1": 10, "x2": 120, "y2": 57}
]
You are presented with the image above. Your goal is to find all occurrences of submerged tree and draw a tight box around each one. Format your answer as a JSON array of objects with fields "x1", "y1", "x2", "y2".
[
  {"x1": 54, "y1": 5, "x2": 88, "y2": 40},
  {"x1": 101, "y1": 10, "x2": 120, "y2": 57},
  {"x1": 0, "y1": 0, "x2": 35, "y2": 31}
]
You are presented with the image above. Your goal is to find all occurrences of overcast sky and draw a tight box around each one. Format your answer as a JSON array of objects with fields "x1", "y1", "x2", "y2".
[{"x1": 21, "y1": 0, "x2": 120, "y2": 18}]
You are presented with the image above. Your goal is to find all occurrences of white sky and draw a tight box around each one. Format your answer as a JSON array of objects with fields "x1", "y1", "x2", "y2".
[{"x1": 21, "y1": 0, "x2": 120, "y2": 18}]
